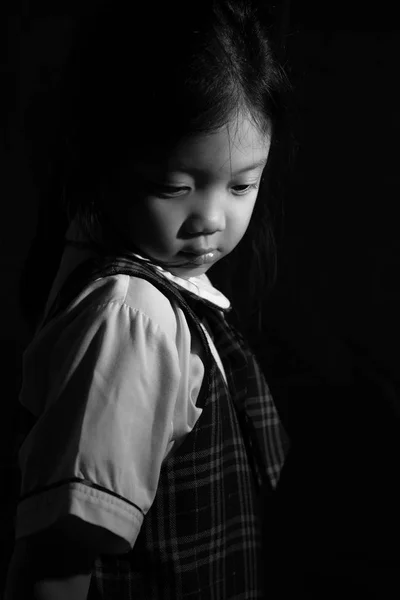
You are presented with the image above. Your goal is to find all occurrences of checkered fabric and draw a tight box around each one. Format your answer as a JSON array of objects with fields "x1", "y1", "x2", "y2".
[{"x1": 43, "y1": 253, "x2": 289, "y2": 599}]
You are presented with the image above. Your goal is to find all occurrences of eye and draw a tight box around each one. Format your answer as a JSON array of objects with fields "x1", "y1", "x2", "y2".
[
  {"x1": 152, "y1": 184, "x2": 191, "y2": 198},
  {"x1": 231, "y1": 183, "x2": 259, "y2": 196}
]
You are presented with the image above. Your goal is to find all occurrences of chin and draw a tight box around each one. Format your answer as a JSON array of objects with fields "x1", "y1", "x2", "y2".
[{"x1": 169, "y1": 264, "x2": 211, "y2": 279}]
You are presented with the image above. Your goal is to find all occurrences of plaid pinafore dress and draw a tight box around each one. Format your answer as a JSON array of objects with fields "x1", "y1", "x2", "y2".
[{"x1": 43, "y1": 252, "x2": 290, "y2": 600}]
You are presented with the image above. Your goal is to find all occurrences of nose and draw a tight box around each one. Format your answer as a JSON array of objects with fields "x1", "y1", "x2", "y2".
[{"x1": 184, "y1": 193, "x2": 226, "y2": 236}]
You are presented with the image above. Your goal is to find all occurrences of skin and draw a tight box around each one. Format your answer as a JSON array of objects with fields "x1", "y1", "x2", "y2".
[
  {"x1": 4, "y1": 515, "x2": 127, "y2": 600},
  {"x1": 5, "y1": 113, "x2": 271, "y2": 600},
  {"x1": 106, "y1": 112, "x2": 271, "y2": 279}
]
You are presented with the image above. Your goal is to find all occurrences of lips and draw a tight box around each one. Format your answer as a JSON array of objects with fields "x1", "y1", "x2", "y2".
[
  {"x1": 181, "y1": 247, "x2": 217, "y2": 257},
  {"x1": 180, "y1": 248, "x2": 219, "y2": 266}
]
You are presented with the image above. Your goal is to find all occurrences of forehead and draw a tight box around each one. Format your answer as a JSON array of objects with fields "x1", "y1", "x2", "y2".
[{"x1": 136, "y1": 113, "x2": 271, "y2": 177}]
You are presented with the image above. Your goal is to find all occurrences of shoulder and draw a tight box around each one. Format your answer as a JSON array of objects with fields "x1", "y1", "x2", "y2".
[
  {"x1": 60, "y1": 273, "x2": 179, "y2": 342},
  {"x1": 124, "y1": 275, "x2": 179, "y2": 338}
]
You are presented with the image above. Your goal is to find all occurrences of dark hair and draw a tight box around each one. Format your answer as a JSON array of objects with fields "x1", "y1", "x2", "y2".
[{"x1": 21, "y1": 0, "x2": 293, "y2": 336}]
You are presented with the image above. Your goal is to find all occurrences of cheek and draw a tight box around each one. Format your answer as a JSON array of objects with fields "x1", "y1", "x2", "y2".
[
  {"x1": 225, "y1": 198, "x2": 257, "y2": 249},
  {"x1": 145, "y1": 201, "x2": 181, "y2": 233},
  {"x1": 131, "y1": 200, "x2": 182, "y2": 248},
  {"x1": 231, "y1": 197, "x2": 257, "y2": 232},
  {"x1": 245, "y1": 194, "x2": 259, "y2": 227},
  {"x1": 107, "y1": 195, "x2": 157, "y2": 247}
]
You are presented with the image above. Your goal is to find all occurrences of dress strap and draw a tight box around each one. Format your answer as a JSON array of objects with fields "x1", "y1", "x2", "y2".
[{"x1": 186, "y1": 296, "x2": 290, "y2": 491}]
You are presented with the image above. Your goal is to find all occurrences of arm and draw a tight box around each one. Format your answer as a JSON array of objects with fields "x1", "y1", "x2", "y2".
[
  {"x1": 34, "y1": 579, "x2": 91, "y2": 600},
  {"x1": 31, "y1": 527, "x2": 94, "y2": 600},
  {"x1": 10, "y1": 293, "x2": 180, "y2": 599},
  {"x1": 4, "y1": 517, "x2": 123, "y2": 600},
  {"x1": 4, "y1": 540, "x2": 92, "y2": 600}
]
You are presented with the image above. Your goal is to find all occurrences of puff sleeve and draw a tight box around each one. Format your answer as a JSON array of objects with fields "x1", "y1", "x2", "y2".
[{"x1": 16, "y1": 298, "x2": 181, "y2": 551}]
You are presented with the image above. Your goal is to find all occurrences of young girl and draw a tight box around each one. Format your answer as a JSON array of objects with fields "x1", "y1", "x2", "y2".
[{"x1": 6, "y1": 1, "x2": 290, "y2": 598}]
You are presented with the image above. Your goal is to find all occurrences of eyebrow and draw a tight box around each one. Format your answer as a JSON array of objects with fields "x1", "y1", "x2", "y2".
[
  {"x1": 232, "y1": 158, "x2": 268, "y2": 174},
  {"x1": 135, "y1": 157, "x2": 269, "y2": 179},
  {"x1": 168, "y1": 157, "x2": 269, "y2": 176}
]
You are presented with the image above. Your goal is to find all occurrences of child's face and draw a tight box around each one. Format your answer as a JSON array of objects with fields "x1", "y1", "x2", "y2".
[{"x1": 111, "y1": 113, "x2": 271, "y2": 278}]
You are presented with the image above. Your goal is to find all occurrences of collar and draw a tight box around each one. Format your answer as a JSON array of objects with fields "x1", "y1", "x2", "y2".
[
  {"x1": 130, "y1": 253, "x2": 230, "y2": 310},
  {"x1": 65, "y1": 221, "x2": 231, "y2": 310}
]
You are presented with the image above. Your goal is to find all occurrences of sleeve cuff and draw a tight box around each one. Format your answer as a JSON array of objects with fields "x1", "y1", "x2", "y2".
[{"x1": 15, "y1": 480, "x2": 144, "y2": 550}]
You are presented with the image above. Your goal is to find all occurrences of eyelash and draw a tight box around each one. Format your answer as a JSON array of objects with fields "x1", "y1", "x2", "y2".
[
  {"x1": 154, "y1": 183, "x2": 259, "y2": 198},
  {"x1": 232, "y1": 183, "x2": 259, "y2": 195},
  {"x1": 154, "y1": 185, "x2": 189, "y2": 198}
]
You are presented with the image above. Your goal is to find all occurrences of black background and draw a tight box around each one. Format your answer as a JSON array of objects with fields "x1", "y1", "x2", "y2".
[{"x1": 2, "y1": 1, "x2": 400, "y2": 596}]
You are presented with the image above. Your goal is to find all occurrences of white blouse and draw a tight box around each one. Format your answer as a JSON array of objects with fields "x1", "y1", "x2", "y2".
[{"x1": 16, "y1": 235, "x2": 230, "y2": 553}]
